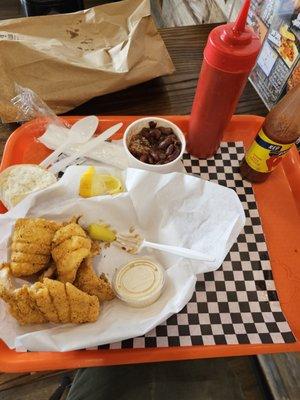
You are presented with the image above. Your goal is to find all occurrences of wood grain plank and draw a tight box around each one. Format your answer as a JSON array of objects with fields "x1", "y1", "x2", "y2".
[
  {"x1": 227, "y1": 356, "x2": 270, "y2": 400},
  {"x1": 161, "y1": 0, "x2": 226, "y2": 26},
  {"x1": 161, "y1": 0, "x2": 198, "y2": 27},
  {"x1": 191, "y1": 0, "x2": 226, "y2": 24},
  {"x1": 0, "y1": 0, "x2": 22, "y2": 20},
  {"x1": 207, "y1": 0, "x2": 226, "y2": 23},
  {"x1": 1, "y1": 372, "x2": 73, "y2": 400},
  {"x1": 0, "y1": 123, "x2": 19, "y2": 161},
  {"x1": 150, "y1": 0, "x2": 165, "y2": 28},
  {"x1": 0, "y1": 372, "x2": 31, "y2": 386},
  {"x1": 258, "y1": 353, "x2": 300, "y2": 400},
  {"x1": 0, "y1": 370, "x2": 73, "y2": 391}
]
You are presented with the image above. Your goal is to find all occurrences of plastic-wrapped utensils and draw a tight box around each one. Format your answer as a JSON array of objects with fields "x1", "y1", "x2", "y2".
[
  {"x1": 39, "y1": 116, "x2": 99, "y2": 169},
  {"x1": 48, "y1": 123, "x2": 124, "y2": 174}
]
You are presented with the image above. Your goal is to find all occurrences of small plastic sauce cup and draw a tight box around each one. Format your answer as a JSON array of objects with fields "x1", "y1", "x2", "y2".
[{"x1": 113, "y1": 259, "x2": 165, "y2": 308}]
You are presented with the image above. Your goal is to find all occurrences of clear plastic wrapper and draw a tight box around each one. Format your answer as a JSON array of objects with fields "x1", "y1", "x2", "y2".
[
  {"x1": 7, "y1": 85, "x2": 129, "y2": 170},
  {"x1": 9, "y1": 84, "x2": 67, "y2": 127}
]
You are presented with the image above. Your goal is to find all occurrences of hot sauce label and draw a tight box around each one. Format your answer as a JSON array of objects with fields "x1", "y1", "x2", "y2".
[{"x1": 245, "y1": 129, "x2": 294, "y2": 173}]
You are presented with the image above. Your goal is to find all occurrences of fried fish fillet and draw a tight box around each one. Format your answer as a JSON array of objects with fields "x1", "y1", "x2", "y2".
[
  {"x1": 11, "y1": 241, "x2": 51, "y2": 256},
  {"x1": 14, "y1": 286, "x2": 47, "y2": 324},
  {"x1": 43, "y1": 278, "x2": 70, "y2": 323},
  {"x1": 0, "y1": 262, "x2": 10, "y2": 271},
  {"x1": 0, "y1": 268, "x2": 100, "y2": 325},
  {"x1": 52, "y1": 222, "x2": 88, "y2": 247},
  {"x1": 0, "y1": 267, "x2": 46, "y2": 324},
  {"x1": 10, "y1": 218, "x2": 61, "y2": 277},
  {"x1": 0, "y1": 267, "x2": 25, "y2": 323},
  {"x1": 74, "y1": 257, "x2": 115, "y2": 303},
  {"x1": 29, "y1": 282, "x2": 60, "y2": 323},
  {"x1": 66, "y1": 282, "x2": 100, "y2": 324},
  {"x1": 38, "y1": 241, "x2": 99, "y2": 282},
  {"x1": 0, "y1": 288, "x2": 25, "y2": 323},
  {"x1": 90, "y1": 240, "x2": 100, "y2": 257},
  {"x1": 51, "y1": 222, "x2": 91, "y2": 283}
]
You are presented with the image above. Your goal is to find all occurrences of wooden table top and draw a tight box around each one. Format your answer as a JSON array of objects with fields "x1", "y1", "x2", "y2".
[{"x1": 0, "y1": 24, "x2": 267, "y2": 160}]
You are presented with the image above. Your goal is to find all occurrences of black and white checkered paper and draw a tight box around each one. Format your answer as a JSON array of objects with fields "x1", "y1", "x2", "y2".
[{"x1": 97, "y1": 141, "x2": 295, "y2": 350}]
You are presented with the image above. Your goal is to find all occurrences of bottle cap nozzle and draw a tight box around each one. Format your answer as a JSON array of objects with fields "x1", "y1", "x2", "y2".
[
  {"x1": 205, "y1": 0, "x2": 260, "y2": 72},
  {"x1": 232, "y1": 0, "x2": 251, "y2": 35},
  {"x1": 220, "y1": 0, "x2": 252, "y2": 45}
]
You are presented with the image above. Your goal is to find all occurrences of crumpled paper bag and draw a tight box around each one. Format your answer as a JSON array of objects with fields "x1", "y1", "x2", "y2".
[
  {"x1": 0, "y1": 166, "x2": 245, "y2": 351},
  {"x1": 0, "y1": 0, "x2": 174, "y2": 122}
]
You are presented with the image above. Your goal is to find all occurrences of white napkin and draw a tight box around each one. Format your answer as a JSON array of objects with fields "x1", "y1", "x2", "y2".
[{"x1": 0, "y1": 166, "x2": 245, "y2": 351}]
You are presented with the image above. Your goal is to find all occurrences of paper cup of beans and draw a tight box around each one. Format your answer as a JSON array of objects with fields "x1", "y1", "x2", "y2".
[{"x1": 123, "y1": 117, "x2": 186, "y2": 173}]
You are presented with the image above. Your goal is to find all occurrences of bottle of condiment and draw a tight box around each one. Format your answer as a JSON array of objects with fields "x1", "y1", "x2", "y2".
[
  {"x1": 240, "y1": 84, "x2": 300, "y2": 183},
  {"x1": 288, "y1": 65, "x2": 300, "y2": 153},
  {"x1": 188, "y1": 0, "x2": 261, "y2": 159}
]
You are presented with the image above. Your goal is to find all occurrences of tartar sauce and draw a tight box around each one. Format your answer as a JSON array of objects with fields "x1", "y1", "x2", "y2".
[{"x1": 113, "y1": 259, "x2": 165, "y2": 308}]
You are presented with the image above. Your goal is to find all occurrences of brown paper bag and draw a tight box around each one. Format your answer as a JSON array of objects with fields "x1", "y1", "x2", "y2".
[{"x1": 0, "y1": 0, "x2": 174, "y2": 122}]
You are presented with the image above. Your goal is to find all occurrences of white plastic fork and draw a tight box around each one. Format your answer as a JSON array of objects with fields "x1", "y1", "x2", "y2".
[
  {"x1": 139, "y1": 240, "x2": 215, "y2": 262},
  {"x1": 115, "y1": 232, "x2": 215, "y2": 262}
]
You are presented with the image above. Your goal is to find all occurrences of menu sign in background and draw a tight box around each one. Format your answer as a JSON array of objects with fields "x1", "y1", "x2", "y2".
[{"x1": 248, "y1": 0, "x2": 300, "y2": 109}]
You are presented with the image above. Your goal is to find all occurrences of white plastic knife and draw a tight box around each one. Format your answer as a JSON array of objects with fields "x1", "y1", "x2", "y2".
[{"x1": 49, "y1": 122, "x2": 123, "y2": 174}]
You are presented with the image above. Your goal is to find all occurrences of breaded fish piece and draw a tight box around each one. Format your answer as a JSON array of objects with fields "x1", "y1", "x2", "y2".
[
  {"x1": 0, "y1": 268, "x2": 99, "y2": 325},
  {"x1": 0, "y1": 262, "x2": 10, "y2": 270},
  {"x1": 43, "y1": 278, "x2": 70, "y2": 323},
  {"x1": 11, "y1": 252, "x2": 49, "y2": 265},
  {"x1": 10, "y1": 218, "x2": 61, "y2": 277},
  {"x1": 0, "y1": 283, "x2": 26, "y2": 325},
  {"x1": 52, "y1": 223, "x2": 88, "y2": 247},
  {"x1": 0, "y1": 267, "x2": 27, "y2": 324},
  {"x1": 10, "y1": 261, "x2": 46, "y2": 277},
  {"x1": 52, "y1": 236, "x2": 90, "y2": 260},
  {"x1": 11, "y1": 241, "x2": 51, "y2": 256},
  {"x1": 66, "y1": 282, "x2": 100, "y2": 324},
  {"x1": 74, "y1": 258, "x2": 115, "y2": 303},
  {"x1": 29, "y1": 283, "x2": 60, "y2": 323},
  {"x1": 52, "y1": 223, "x2": 91, "y2": 283},
  {"x1": 14, "y1": 286, "x2": 47, "y2": 324},
  {"x1": 0, "y1": 266, "x2": 46, "y2": 324},
  {"x1": 54, "y1": 247, "x2": 91, "y2": 284},
  {"x1": 13, "y1": 218, "x2": 61, "y2": 243},
  {"x1": 90, "y1": 241, "x2": 100, "y2": 257}
]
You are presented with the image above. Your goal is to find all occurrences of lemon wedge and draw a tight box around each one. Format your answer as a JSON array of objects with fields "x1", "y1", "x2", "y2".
[
  {"x1": 79, "y1": 167, "x2": 123, "y2": 197},
  {"x1": 88, "y1": 223, "x2": 116, "y2": 242},
  {"x1": 79, "y1": 166, "x2": 94, "y2": 198},
  {"x1": 79, "y1": 166, "x2": 105, "y2": 197},
  {"x1": 101, "y1": 175, "x2": 123, "y2": 194}
]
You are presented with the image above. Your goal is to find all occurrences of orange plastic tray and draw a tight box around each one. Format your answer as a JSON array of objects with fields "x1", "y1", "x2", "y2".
[{"x1": 0, "y1": 115, "x2": 299, "y2": 372}]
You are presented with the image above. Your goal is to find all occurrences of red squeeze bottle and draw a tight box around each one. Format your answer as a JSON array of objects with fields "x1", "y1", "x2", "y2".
[{"x1": 188, "y1": 0, "x2": 261, "y2": 158}]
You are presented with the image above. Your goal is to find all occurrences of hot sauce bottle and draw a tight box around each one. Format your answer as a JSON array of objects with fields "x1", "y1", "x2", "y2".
[
  {"x1": 188, "y1": 0, "x2": 261, "y2": 158},
  {"x1": 240, "y1": 84, "x2": 300, "y2": 183}
]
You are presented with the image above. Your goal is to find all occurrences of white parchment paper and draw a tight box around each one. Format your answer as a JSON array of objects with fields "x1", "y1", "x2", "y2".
[{"x1": 0, "y1": 166, "x2": 245, "y2": 351}]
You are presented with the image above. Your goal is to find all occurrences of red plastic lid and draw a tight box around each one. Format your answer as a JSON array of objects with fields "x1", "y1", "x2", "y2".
[{"x1": 204, "y1": 0, "x2": 261, "y2": 73}]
